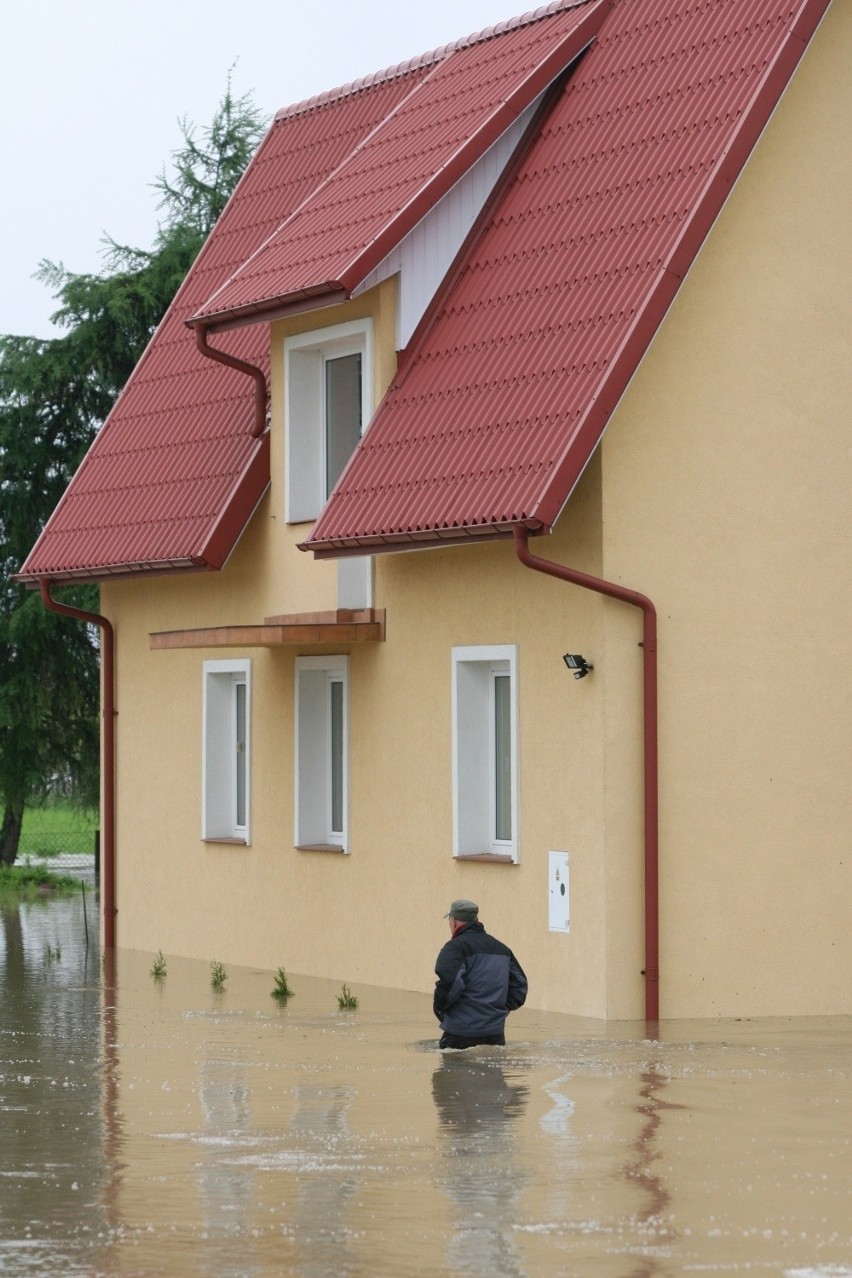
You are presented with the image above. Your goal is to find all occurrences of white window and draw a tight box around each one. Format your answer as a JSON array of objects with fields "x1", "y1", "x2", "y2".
[
  {"x1": 452, "y1": 645, "x2": 519, "y2": 860},
  {"x1": 285, "y1": 319, "x2": 373, "y2": 522},
  {"x1": 295, "y1": 656, "x2": 349, "y2": 851},
  {"x1": 202, "y1": 659, "x2": 251, "y2": 842}
]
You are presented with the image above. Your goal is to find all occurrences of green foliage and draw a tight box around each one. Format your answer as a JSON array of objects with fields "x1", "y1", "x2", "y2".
[
  {"x1": 271, "y1": 967, "x2": 294, "y2": 1000},
  {"x1": 154, "y1": 78, "x2": 265, "y2": 240},
  {"x1": 337, "y1": 984, "x2": 359, "y2": 1011},
  {"x1": 0, "y1": 861, "x2": 80, "y2": 901},
  {"x1": 151, "y1": 951, "x2": 168, "y2": 980},
  {"x1": 21, "y1": 800, "x2": 99, "y2": 837},
  {"x1": 0, "y1": 83, "x2": 265, "y2": 863},
  {"x1": 210, "y1": 960, "x2": 227, "y2": 990},
  {"x1": 0, "y1": 587, "x2": 101, "y2": 838},
  {"x1": 43, "y1": 942, "x2": 61, "y2": 964},
  {"x1": 18, "y1": 800, "x2": 98, "y2": 857}
]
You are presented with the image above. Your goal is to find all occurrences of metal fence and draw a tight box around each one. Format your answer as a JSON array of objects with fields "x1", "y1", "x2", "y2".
[{"x1": 17, "y1": 828, "x2": 99, "y2": 879}]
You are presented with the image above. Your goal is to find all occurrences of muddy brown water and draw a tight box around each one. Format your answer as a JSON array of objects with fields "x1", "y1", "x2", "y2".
[{"x1": 1, "y1": 894, "x2": 850, "y2": 1277}]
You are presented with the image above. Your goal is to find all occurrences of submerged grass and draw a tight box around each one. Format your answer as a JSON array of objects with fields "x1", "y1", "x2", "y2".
[
  {"x1": 0, "y1": 863, "x2": 81, "y2": 902},
  {"x1": 271, "y1": 967, "x2": 294, "y2": 1000},
  {"x1": 337, "y1": 983, "x2": 359, "y2": 1010}
]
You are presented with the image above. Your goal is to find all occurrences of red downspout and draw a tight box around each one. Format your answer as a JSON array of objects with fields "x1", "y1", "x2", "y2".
[
  {"x1": 513, "y1": 525, "x2": 659, "y2": 1022},
  {"x1": 194, "y1": 325, "x2": 267, "y2": 438},
  {"x1": 39, "y1": 581, "x2": 116, "y2": 950}
]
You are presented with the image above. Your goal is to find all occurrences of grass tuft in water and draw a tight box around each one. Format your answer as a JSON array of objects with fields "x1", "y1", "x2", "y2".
[
  {"x1": 271, "y1": 967, "x2": 294, "y2": 1000},
  {"x1": 43, "y1": 942, "x2": 61, "y2": 963},
  {"x1": 210, "y1": 959, "x2": 227, "y2": 991},
  {"x1": 150, "y1": 951, "x2": 167, "y2": 980},
  {"x1": 337, "y1": 983, "x2": 359, "y2": 1010}
]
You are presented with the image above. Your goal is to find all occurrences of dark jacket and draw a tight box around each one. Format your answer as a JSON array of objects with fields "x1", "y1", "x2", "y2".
[{"x1": 433, "y1": 921, "x2": 527, "y2": 1039}]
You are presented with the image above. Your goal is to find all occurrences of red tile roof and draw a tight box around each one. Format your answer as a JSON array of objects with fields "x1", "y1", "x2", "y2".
[
  {"x1": 18, "y1": 68, "x2": 432, "y2": 582},
  {"x1": 191, "y1": 0, "x2": 610, "y2": 329},
  {"x1": 306, "y1": 0, "x2": 833, "y2": 556},
  {"x1": 20, "y1": 0, "x2": 833, "y2": 583}
]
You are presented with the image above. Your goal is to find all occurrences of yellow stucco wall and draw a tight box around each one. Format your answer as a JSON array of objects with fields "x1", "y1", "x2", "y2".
[
  {"x1": 102, "y1": 471, "x2": 612, "y2": 1018},
  {"x1": 100, "y1": 3, "x2": 850, "y2": 1020},
  {"x1": 597, "y1": 0, "x2": 851, "y2": 1016}
]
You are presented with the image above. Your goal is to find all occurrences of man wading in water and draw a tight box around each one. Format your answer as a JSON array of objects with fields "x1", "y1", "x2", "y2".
[{"x1": 433, "y1": 899, "x2": 528, "y2": 1049}]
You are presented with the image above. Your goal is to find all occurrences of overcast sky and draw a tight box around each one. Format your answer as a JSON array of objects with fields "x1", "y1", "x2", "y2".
[{"x1": 1, "y1": 0, "x2": 527, "y2": 339}]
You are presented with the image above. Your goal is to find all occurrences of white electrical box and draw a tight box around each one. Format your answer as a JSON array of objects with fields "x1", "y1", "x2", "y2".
[{"x1": 548, "y1": 851, "x2": 570, "y2": 933}]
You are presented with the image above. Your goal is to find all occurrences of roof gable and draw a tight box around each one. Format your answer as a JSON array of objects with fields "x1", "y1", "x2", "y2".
[
  {"x1": 18, "y1": 69, "x2": 430, "y2": 583},
  {"x1": 306, "y1": 0, "x2": 833, "y2": 556},
  {"x1": 19, "y1": 0, "x2": 834, "y2": 584}
]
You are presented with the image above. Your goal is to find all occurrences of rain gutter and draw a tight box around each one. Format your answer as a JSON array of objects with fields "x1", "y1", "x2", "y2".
[
  {"x1": 38, "y1": 581, "x2": 116, "y2": 951},
  {"x1": 513, "y1": 525, "x2": 659, "y2": 1022},
  {"x1": 193, "y1": 325, "x2": 268, "y2": 438}
]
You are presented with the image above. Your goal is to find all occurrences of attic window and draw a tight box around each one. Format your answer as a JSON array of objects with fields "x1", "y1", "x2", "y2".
[{"x1": 285, "y1": 318, "x2": 373, "y2": 523}]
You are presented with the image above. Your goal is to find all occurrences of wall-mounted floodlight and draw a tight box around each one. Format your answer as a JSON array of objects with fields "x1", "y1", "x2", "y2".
[{"x1": 563, "y1": 653, "x2": 593, "y2": 680}]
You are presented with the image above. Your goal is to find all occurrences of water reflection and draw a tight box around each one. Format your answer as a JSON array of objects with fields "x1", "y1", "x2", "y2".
[
  {"x1": 624, "y1": 1067, "x2": 678, "y2": 1223},
  {"x1": 538, "y1": 1068, "x2": 577, "y2": 1231},
  {"x1": 432, "y1": 1052, "x2": 529, "y2": 1276},
  {"x1": 199, "y1": 1046, "x2": 255, "y2": 1274},
  {"x1": 99, "y1": 949, "x2": 123, "y2": 1272},
  {"x1": 0, "y1": 895, "x2": 104, "y2": 1274},
  {"x1": 289, "y1": 1084, "x2": 357, "y2": 1278},
  {"x1": 3, "y1": 905, "x2": 852, "y2": 1277},
  {"x1": 620, "y1": 1065, "x2": 682, "y2": 1278}
]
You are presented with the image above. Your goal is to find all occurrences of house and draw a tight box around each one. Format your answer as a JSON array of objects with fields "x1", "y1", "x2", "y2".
[{"x1": 19, "y1": 0, "x2": 849, "y2": 1019}]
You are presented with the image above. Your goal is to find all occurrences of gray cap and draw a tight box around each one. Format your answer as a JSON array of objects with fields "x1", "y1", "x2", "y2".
[{"x1": 443, "y1": 898, "x2": 479, "y2": 922}]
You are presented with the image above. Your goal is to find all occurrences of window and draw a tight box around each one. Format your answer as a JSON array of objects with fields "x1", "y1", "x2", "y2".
[
  {"x1": 202, "y1": 659, "x2": 251, "y2": 842},
  {"x1": 285, "y1": 319, "x2": 373, "y2": 522},
  {"x1": 295, "y1": 656, "x2": 349, "y2": 851},
  {"x1": 452, "y1": 645, "x2": 519, "y2": 861}
]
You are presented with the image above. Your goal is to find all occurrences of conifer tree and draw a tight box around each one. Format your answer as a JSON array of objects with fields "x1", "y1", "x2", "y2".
[{"x1": 0, "y1": 84, "x2": 265, "y2": 862}]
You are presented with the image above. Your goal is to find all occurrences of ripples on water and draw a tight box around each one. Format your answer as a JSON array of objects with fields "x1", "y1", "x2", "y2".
[{"x1": 1, "y1": 893, "x2": 850, "y2": 1276}]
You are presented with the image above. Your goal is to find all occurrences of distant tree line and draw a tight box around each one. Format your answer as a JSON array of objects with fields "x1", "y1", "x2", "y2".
[{"x1": 0, "y1": 84, "x2": 266, "y2": 863}]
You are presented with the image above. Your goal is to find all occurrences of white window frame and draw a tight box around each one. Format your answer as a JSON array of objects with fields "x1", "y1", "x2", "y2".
[
  {"x1": 451, "y1": 645, "x2": 519, "y2": 861},
  {"x1": 284, "y1": 318, "x2": 373, "y2": 523},
  {"x1": 294, "y1": 655, "x2": 350, "y2": 852},
  {"x1": 202, "y1": 659, "x2": 251, "y2": 843}
]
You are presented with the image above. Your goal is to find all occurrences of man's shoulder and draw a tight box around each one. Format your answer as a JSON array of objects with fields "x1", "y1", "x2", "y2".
[
  {"x1": 477, "y1": 930, "x2": 510, "y2": 950},
  {"x1": 465, "y1": 927, "x2": 514, "y2": 958},
  {"x1": 437, "y1": 926, "x2": 480, "y2": 962},
  {"x1": 436, "y1": 933, "x2": 465, "y2": 962}
]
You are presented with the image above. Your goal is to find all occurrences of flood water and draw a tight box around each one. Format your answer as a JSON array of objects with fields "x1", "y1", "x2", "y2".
[{"x1": 1, "y1": 894, "x2": 850, "y2": 1277}]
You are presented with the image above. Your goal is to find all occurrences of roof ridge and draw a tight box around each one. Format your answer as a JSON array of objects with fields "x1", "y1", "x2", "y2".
[{"x1": 273, "y1": 0, "x2": 593, "y2": 122}]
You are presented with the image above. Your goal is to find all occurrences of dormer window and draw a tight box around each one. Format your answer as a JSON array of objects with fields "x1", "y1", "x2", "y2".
[{"x1": 285, "y1": 318, "x2": 373, "y2": 523}]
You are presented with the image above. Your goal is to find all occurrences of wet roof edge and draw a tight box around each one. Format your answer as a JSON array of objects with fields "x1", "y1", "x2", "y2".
[
  {"x1": 272, "y1": 0, "x2": 597, "y2": 123},
  {"x1": 15, "y1": 434, "x2": 271, "y2": 586},
  {"x1": 14, "y1": 559, "x2": 207, "y2": 587}
]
